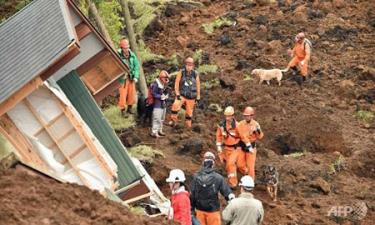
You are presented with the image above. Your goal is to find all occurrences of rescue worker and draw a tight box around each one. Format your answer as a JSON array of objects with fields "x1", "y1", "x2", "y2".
[
  {"x1": 237, "y1": 107, "x2": 264, "y2": 181},
  {"x1": 117, "y1": 39, "x2": 140, "y2": 116},
  {"x1": 150, "y1": 70, "x2": 170, "y2": 138},
  {"x1": 216, "y1": 106, "x2": 241, "y2": 188},
  {"x1": 190, "y1": 151, "x2": 235, "y2": 225},
  {"x1": 222, "y1": 176, "x2": 264, "y2": 225},
  {"x1": 286, "y1": 32, "x2": 311, "y2": 83},
  {"x1": 169, "y1": 57, "x2": 201, "y2": 128},
  {"x1": 166, "y1": 169, "x2": 192, "y2": 225}
]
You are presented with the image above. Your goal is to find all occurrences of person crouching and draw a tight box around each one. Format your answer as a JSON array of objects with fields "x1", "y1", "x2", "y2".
[{"x1": 150, "y1": 70, "x2": 170, "y2": 138}]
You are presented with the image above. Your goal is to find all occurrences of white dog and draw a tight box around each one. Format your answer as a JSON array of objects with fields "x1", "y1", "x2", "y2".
[{"x1": 251, "y1": 68, "x2": 288, "y2": 86}]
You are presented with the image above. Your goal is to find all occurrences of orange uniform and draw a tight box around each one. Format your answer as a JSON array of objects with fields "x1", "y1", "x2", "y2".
[
  {"x1": 196, "y1": 210, "x2": 221, "y2": 225},
  {"x1": 170, "y1": 69, "x2": 201, "y2": 128},
  {"x1": 118, "y1": 80, "x2": 136, "y2": 110},
  {"x1": 216, "y1": 119, "x2": 240, "y2": 187},
  {"x1": 287, "y1": 40, "x2": 311, "y2": 77},
  {"x1": 236, "y1": 119, "x2": 264, "y2": 180}
]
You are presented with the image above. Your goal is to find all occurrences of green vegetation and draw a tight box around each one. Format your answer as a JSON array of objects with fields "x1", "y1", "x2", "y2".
[
  {"x1": 103, "y1": 105, "x2": 136, "y2": 130},
  {"x1": 202, "y1": 78, "x2": 220, "y2": 89},
  {"x1": 193, "y1": 49, "x2": 203, "y2": 65},
  {"x1": 243, "y1": 74, "x2": 254, "y2": 81},
  {"x1": 198, "y1": 64, "x2": 219, "y2": 74},
  {"x1": 202, "y1": 17, "x2": 234, "y2": 34},
  {"x1": 97, "y1": 1, "x2": 124, "y2": 46},
  {"x1": 15, "y1": 0, "x2": 32, "y2": 11},
  {"x1": 0, "y1": 134, "x2": 14, "y2": 160},
  {"x1": 129, "y1": 206, "x2": 146, "y2": 215},
  {"x1": 128, "y1": 145, "x2": 164, "y2": 163},
  {"x1": 138, "y1": 40, "x2": 164, "y2": 63},
  {"x1": 328, "y1": 155, "x2": 346, "y2": 175},
  {"x1": 167, "y1": 53, "x2": 181, "y2": 68},
  {"x1": 355, "y1": 110, "x2": 375, "y2": 124}
]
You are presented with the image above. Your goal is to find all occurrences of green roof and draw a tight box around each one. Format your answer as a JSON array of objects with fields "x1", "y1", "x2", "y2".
[{"x1": 57, "y1": 71, "x2": 141, "y2": 188}]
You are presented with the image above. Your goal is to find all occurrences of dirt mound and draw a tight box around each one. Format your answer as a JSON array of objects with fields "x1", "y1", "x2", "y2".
[{"x1": 0, "y1": 169, "x2": 169, "y2": 225}]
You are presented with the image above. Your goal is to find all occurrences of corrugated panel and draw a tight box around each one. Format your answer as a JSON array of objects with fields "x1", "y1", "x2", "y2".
[
  {"x1": 0, "y1": 0, "x2": 73, "y2": 104},
  {"x1": 57, "y1": 71, "x2": 141, "y2": 188}
]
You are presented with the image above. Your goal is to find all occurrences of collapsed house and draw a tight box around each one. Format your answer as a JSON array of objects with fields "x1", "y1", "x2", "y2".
[{"x1": 0, "y1": 0, "x2": 168, "y2": 210}]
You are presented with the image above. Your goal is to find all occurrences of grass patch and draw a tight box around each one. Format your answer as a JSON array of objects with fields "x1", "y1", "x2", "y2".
[
  {"x1": 202, "y1": 17, "x2": 234, "y2": 34},
  {"x1": 103, "y1": 105, "x2": 136, "y2": 130},
  {"x1": 138, "y1": 40, "x2": 165, "y2": 63},
  {"x1": 328, "y1": 155, "x2": 346, "y2": 175},
  {"x1": 198, "y1": 64, "x2": 219, "y2": 74},
  {"x1": 193, "y1": 49, "x2": 203, "y2": 65},
  {"x1": 167, "y1": 53, "x2": 181, "y2": 68},
  {"x1": 128, "y1": 145, "x2": 164, "y2": 163},
  {"x1": 129, "y1": 206, "x2": 146, "y2": 216},
  {"x1": 355, "y1": 110, "x2": 375, "y2": 124},
  {"x1": 0, "y1": 133, "x2": 15, "y2": 160},
  {"x1": 202, "y1": 78, "x2": 220, "y2": 89},
  {"x1": 243, "y1": 74, "x2": 254, "y2": 81},
  {"x1": 284, "y1": 150, "x2": 306, "y2": 158}
]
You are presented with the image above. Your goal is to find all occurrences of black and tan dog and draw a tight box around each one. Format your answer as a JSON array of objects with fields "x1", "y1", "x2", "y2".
[{"x1": 262, "y1": 165, "x2": 279, "y2": 202}]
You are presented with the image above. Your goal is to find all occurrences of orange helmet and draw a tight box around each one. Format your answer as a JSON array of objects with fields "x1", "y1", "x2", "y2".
[
  {"x1": 243, "y1": 106, "x2": 255, "y2": 116},
  {"x1": 119, "y1": 39, "x2": 129, "y2": 49}
]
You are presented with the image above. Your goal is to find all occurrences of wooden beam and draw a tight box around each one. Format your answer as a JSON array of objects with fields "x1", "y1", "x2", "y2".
[
  {"x1": 0, "y1": 77, "x2": 43, "y2": 117},
  {"x1": 56, "y1": 100, "x2": 116, "y2": 178},
  {"x1": 33, "y1": 127, "x2": 45, "y2": 137},
  {"x1": 76, "y1": 49, "x2": 109, "y2": 75},
  {"x1": 47, "y1": 127, "x2": 75, "y2": 149},
  {"x1": 94, "y1": 79, "x2": 121, "y2": 104},
  {"x1": 23, "y1": 99, "x2": 90, "y2": 187},
  {"x1": 0, "y1": 114, "x2": 46, "y2": 169},
  {"x1": 75, "y1": 22, "x2": 92, "y2": 40},
  {"x1": 40, "y1": 43, "x2": 80, "y2": 81},
  {"x1": 62, "y1": 144, "x2": 86, "y2": 164},
  {"x1": 46, "y1": 113, "x2": 65, "y2": 128}
]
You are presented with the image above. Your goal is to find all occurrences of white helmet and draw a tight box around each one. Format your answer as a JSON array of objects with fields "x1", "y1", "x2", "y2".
[
  {"x1": 203, "y1": 151, "x2": 215, "y2": 160},
  {"x1": 239, "y1": 176, "x2": 254, "y2": 189},
  {"x1": 166, "y1": 169, "x2": 186, "y2": 183}
]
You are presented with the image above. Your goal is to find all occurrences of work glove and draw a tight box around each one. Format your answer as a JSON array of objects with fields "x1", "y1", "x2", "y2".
[
  {"x1": 133, "y1": 78, "x2": 138, "y2": 83},
  {"x1": 245, "y1": 144, "x2": 254, "y2": 153},
  {"x1": 176, "y1": 95, "x2": 181, "y2": 100},
  {"x1": 161, "y1": 94, "x2": 168, "y2": 100},
  {"x1": 300, "y1": 60, "x2": 305, "y2": 66},
  {"x1": 195, "y1": 98, "x2": 200, "y2": 104},
  {"x1": 217, "y1": 145, "x2": 223, "y2": 153}
]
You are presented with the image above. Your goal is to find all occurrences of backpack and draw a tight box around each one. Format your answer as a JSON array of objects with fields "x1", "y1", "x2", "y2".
[
  {"x1": 179, "y1": 68, "x2": 198, "y2": 99},
  {"x1": 146, "y1": 83, "x2": 155, "y2": 106},
  {"x1": 193, "y1": 172, "x2": 219, "y2": 211},
  {"x1": 304, "y1": 39, "x2": 312, "y2": 52}
]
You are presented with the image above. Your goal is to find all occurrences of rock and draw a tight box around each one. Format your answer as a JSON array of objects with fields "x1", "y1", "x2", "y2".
[
  {"x1": 178, "y1": 138, "x2": 203, "y2": 155},
  {"x1": 319, "y1": 1, "x2": 333, "y2": 14},
  {"x1": 219, "y1": 74, "x2": 236, "y2": 90},
  {"x1": 219, "y1": 34, "x2": 232, "y2": 46},
  {"x1": 208, "y1": 103, "x2": 223, "y2": 112},
  {"x1": 258, "y1": 25, "x2": 268, "y2": 35},
  {"x1": 254, "y1": 15, "x2": 268, "y2": 25},
  {"x1": 192, "y1": 124, "x2": 201, "y2": 133},
  {"x1": 255, "y1": 0, "x2": 277, "y2": 6},
  {"x1": 235, "y1": 60, "x2": 251, "y2": 70},
  {"x1": 267, "y1": 40, "x2": 283, "y2": 53},
  {"x1": 42, "y1": 218, "x2": 51, "y2": 225},
  {"x1": 180, "y1": 16, "x2": 190, "y2": 24},
  {"x1": 312, "y1": 157, "x2": 321, "y2": 164},
  {"x1": 311, "y1": 202, "x2": 321, "y2": 208},
  {"x1": 332, "y1": 0, "x2": 345, "y2": 8},
  {"x1": 176, "y1": 35, "x2": 189, "y2": 48},
  {"x1": 311, "y1": 177, "x2": 331, "y2": 194},
  {"x1": 120, "y1": 129, "x2": 142, "y2": 147},
  {"x1": 292, "y1": 11, "x2": 308, "y2": 23},
  {"x1": 286, "y1": 213, "x2": 296, "y2": 220},
  {"x1": 276, "y1": 10, "x2": 283, "y2": 17}
]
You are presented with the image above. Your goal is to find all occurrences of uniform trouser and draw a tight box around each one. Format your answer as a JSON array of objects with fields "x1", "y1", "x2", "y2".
[
  {"x1": 237, "y1": 149, "x2": 257, "y2": 180},
  {"x1": 196, "y1": 210, "x2": 221, "y2": 225},
  {"x1": 170, "y1": 96, "x2": 195, "y2": 127},
  {"x1": 118, "y1": 80, "x2": 136, "y2": 110},
  {"x1": 152, "y1": 107, "x2": 166, "y2": 134},
  {"x1": 288, "y1": 57, "x2": 308, "y2": 76},
  {"x1": 221, "y1": 147, "x2": 239, "y2": 187}
]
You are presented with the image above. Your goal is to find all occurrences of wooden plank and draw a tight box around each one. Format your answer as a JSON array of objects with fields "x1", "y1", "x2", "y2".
[
  {"x1": 33, "y1": 127, "x2": 45, "y2": 137},
  {"x1": 56, "y1": 128, "x2": 75, "y2": 143},
  {"x1": 62, "y1": 144, "x2": 86, "y2": 164},
  {"x1": 76, "y1": 49, "x2": 109, "y2": 75},
  {"x1": 75, "y1": 22, "x2": 92, "y2": 40},
  {"x1": 56, "y1": 100, "x2": 116, "y2": 178},
  {"x1": 67, "y1": 0, "x2": 129, "y2": 74},
  {"x1": 23, "y1": 99, "x2": 90, "y2": 187},
  {"x1": 46, "y1": 113, "x2": 65, "y2": 128},
  {"x1": 40, "y1": 43, "x2": 80, "y2": 81},
  {"x1": 0, "y1": 114, "x2": 46, "y2": 169},
  {"x1": 0, "y1": 77, "x2": 43, "y2": 117},
  {"x1": 94, "y1": 79, "x2": 121, "y2": 103}
]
